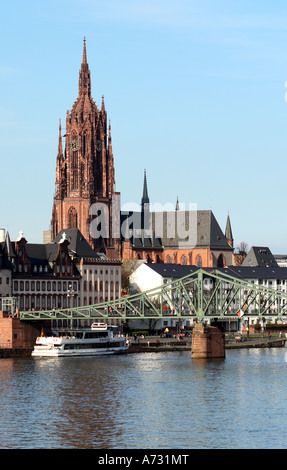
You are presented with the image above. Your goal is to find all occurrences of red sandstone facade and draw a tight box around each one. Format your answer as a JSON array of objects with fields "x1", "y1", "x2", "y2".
[{"x1": 51, "y1": 39, "x2": 120, "y2": 260}]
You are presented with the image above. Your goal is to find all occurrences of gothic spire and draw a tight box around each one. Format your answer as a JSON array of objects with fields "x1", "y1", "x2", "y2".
[
  {"x1": 57, "y1": 119, "x2": 63, "y2": 158},
  {"x1": 82, "y1": 36, "x2": 87, "y2": 64},
  {"x1": 141, "y1": 169, "x2": 150, "y2": 211},
  {"x1": 101, "y1": 95, "x2": 106, "y2": 113},
  {"x1": 78, "y1": 37, "x2": 91, "y2": 96},
  {"x1": 225, "y1": 213, "x2": 234, "y2": 247}
]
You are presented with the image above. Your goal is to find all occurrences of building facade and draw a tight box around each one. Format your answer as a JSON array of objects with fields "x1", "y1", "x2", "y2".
[
  {"x1": 121, "y1": 172, "x2": 234, "y2": 267},
  {"x1": 0, "y1": 229, "x2": 13, "y2": 310},
  {"x1": 12, "y1": 231, "x2": 80, "y2": 311},
  {"x1": 0, "y1": 228, "x2": 121, "y2": 316},
  {"x1": 53, "y1": 229, "x2": 121, "y2": 308},
  {"x1": 51, "y1": 38, "x2": 120, "y2": 260},
  {"x1": 130, "y1": 262, "x2": 287, "y2": 332}
]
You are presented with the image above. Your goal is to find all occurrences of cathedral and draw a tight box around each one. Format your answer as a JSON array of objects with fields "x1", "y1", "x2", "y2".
[
  {"x1": 50, "y1": 39, "x2": 234, "y2": 268},
  {"x1": 51, "y1": 38, "x2": 120, "y2": 260}
]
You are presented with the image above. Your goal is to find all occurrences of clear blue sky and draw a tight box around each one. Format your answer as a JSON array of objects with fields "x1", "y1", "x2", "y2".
[{"x1": 1, "y1": 0, "x2": 287, "y2": 254}]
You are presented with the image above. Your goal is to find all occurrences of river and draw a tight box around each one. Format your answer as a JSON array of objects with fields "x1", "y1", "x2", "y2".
[{"x1": 0, "y1": 348, "x2": 287, "y2": 449}]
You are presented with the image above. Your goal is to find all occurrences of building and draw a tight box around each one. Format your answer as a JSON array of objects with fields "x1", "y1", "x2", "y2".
[
  {"x1": 121, "y1": 171, "x2": 234, "y2": 267},
  {"x1": 130, "y1": 263, "x2": 237, "y2": 332},
  {"x1": 10, "y1": 228, "x2": 121, "y2": 314},
  {"x1": 12, "y1": 230, "x2": 80, "y2": 311},
  {"x1": 130, "y1": 261, "x2": 287, "y2": 331},
  {"x1": 49, "y1": 40, "x2": 234, "y2": 269},
  {"x1": 53, "y1": 228, "x2": 121, "y2": 308},
  {"x1": 51, "y1": 38, "x2": 121, "y2": 260},
  {"x1": 0, "y1": 229, "x2": 13, "y2": 310},
  {"x1": 242, "y1": 246, "x2": 278, "y2": 268},
  {"x1": 274, "y1": 255, "x2": 287, "y2": 268}
]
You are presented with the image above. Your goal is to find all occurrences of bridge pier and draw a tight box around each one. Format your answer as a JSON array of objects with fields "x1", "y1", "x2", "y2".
[{"x1": 191, "y1": 323, "x2": 225, "y2": 359}]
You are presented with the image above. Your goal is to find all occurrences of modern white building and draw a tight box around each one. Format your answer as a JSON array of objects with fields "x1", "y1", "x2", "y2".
[{"x1": 130, "y1": 263, "x2": 200, "y2": 332}]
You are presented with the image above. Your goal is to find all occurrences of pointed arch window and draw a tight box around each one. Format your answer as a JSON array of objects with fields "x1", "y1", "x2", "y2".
[
  {"x1": 217, "y1": 254, "x2": 226, "y2": 268},
  {"x1": 181, "y1": 255, "x2": 187, "y2": 265},
  {"x1": 68, "y1": 207, "x2": 78, "y2": 229}
]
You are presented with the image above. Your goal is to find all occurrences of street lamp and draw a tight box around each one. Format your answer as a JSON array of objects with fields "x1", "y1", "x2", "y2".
[{"x1": 67, "y1": 283, "x2": 75, "y2": 329}]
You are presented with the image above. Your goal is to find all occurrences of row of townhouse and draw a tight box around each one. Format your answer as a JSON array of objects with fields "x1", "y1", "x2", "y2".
[{"x1": 0, "y1": 228, "x2": 122, "y2": 328}]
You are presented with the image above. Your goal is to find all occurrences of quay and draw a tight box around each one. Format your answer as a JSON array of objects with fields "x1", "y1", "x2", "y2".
[
  {"x1": 126, "y1": 334, "x2": 287, "y2": 354},
  {"x1": 0, "y1": 338, "x2": 285, "y2": 358}
]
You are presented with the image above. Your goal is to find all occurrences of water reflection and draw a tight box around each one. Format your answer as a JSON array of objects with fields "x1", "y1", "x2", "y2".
[{"x1": 0, "y1": 349, "x2": 287, "y2": 448}]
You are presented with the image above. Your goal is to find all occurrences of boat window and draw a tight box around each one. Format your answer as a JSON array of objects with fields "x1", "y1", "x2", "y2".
[
  {"x1": 63, "y1": 341, "x2": 123, "y2": 350},
  {"x1": 57, "y1": 331, "x2": 83, "y2": 339},
  {"x1": 85, "y1": 332, "x2": 108, "y2": 339}
]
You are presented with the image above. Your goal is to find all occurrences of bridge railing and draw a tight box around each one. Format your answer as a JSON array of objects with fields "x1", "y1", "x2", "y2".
[{"x1": 18, "y1": 268, "x2": 287, "y2": 321}]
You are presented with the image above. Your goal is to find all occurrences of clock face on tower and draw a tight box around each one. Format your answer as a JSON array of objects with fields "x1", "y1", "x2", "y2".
[{"x1": 70, "y1": 140, "x2": 78, "y2": 152}]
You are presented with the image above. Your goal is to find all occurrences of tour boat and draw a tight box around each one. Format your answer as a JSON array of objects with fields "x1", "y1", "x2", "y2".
[{"x1": 31, "y1": 322, "x2": 129, "y2": 357}]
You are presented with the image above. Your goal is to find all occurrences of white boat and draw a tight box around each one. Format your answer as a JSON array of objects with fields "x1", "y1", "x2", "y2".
[{"x1": 32, "y1": 322, "x2": 129, "y2": 357}]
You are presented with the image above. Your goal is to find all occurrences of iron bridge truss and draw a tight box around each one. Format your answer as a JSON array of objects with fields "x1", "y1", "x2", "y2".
[{"x1": 19, "y1": 268, "x2": 287, "y2": 323}]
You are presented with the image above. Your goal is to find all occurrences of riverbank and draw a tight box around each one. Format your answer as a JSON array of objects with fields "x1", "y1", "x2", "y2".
[
  {"x1": 0, "y1": 336, "x2": 285, "y2": 358},
  {"x1": 127, "y1": 335, "x2": 287, "y2": 353}
]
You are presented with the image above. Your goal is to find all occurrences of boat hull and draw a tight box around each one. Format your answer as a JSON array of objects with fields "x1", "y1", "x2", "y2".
[{"x1": 31, "y1": 346, "x2": 128, "y2": 357}]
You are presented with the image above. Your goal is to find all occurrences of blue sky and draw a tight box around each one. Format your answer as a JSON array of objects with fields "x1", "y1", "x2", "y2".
[{"x1": 1, "y1": 0, "x2": 287, "y2": 254}]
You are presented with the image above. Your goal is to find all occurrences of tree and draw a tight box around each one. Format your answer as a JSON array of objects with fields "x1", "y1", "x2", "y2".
[
  {"x1": 121, "y1": 260, "x2": 140, "y2": 294},
  {"x1": 234, "y1": 241, "x2": 248, "y2": 266}
]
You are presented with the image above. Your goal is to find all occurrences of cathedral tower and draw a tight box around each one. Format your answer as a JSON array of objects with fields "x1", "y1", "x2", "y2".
[{"x1": 51, "y1": 39, "x2": 120, "y2": 259}]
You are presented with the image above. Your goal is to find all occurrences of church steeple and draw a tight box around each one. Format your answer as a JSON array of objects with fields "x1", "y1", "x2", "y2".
[
  {"x1": 51, "y1": 38, "x2": 120, "y2": 258},
  {"x1": 225, "y1": 213, "x2": 234, "y2": 248},
  {"x1": 78, "y1": 37, "x2": 91, "y2": 96},
  {"x1": 141, "y1": 169, "x2": 150, "y2": 212}
]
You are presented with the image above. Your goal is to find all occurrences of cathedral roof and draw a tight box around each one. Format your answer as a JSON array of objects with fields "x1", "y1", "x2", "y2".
[{"x1": 120, "y1": 209, "x2": 233, "y2": 251}]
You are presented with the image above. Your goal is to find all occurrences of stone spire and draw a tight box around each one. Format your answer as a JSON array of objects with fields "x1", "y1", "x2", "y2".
[
  {"x1": 141, "y1": 169, "x2": 150, "y2": 212},
  {"x1": 107, "y1": 120, "x2": 115, "y2": 195},
  {"x1": 51, "y1": 38, "x2": 121, "y2": 258},
  {"x1": 78, "y1": 37, "x2": 91, "y2": 96},
  {"x1": 57, "y1": 119, "x2": 63, "y2": 158},
  {"x1": 225, "y1": 213, "x2": 233, "y2": 248}
]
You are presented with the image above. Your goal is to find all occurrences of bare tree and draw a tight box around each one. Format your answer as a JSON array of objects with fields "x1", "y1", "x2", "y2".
[
  {"x1": 234, "y1": 241, "x2": 248, "y2": 266},
  {"x1": 121, "y1": 260, "x2": 140, "y2": 294}
]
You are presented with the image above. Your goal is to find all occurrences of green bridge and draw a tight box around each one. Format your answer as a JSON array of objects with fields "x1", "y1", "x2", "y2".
[{"x1": 18, "y1": 268, "x2": 287, "y2": 322}]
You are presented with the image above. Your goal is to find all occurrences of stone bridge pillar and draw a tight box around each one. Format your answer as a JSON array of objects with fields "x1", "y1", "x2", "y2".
[{"x1": 191, "y1": 323, "x2": 225, "y2": 359}]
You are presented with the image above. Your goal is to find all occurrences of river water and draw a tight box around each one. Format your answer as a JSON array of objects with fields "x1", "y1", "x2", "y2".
[{"x1": 0, "y1": 348, "x2": 287, "y2": 449}]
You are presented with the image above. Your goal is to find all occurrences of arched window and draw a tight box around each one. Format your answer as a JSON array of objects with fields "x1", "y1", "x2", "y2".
[
  {"x1": 181, "y1": 255, "x2": 187, "y2": 265},
  {"x1": 196, "y1": 255, "x2": 202, "y2": 267},
  {"x1": 68, "y1": 207, "x2": 77, "y2": 228},
  {"x1": 217, "y1": 254, "x2": 226, "y2": 268}
]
